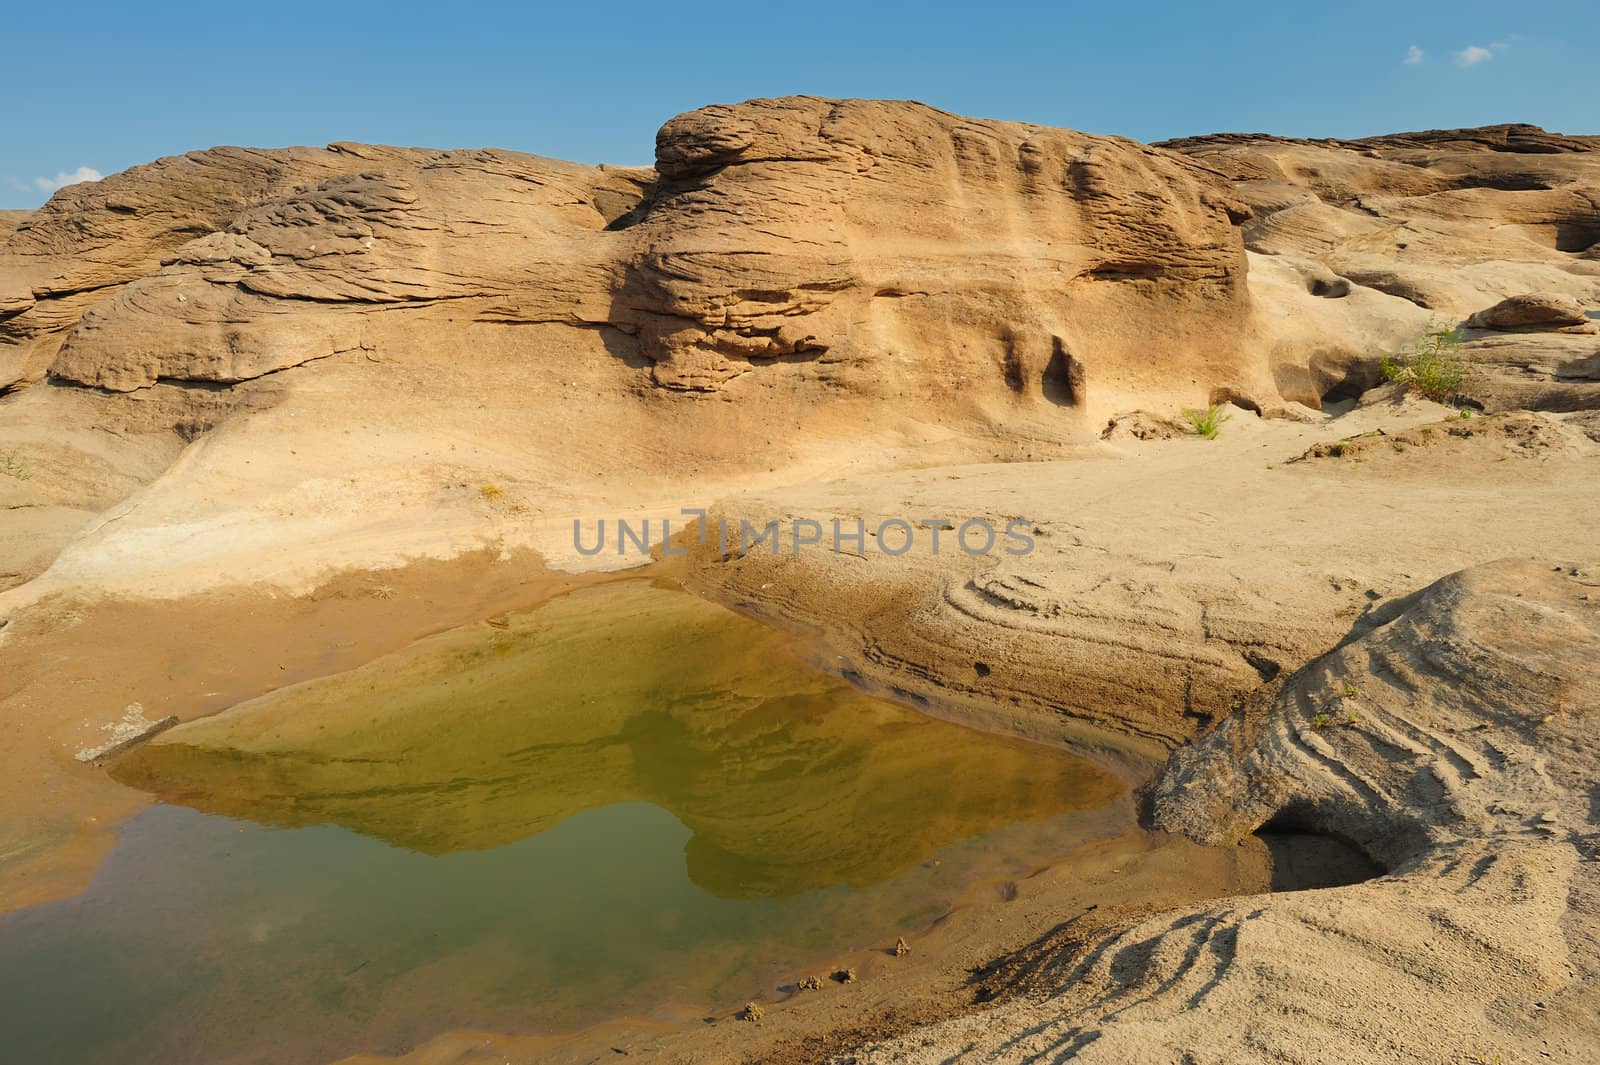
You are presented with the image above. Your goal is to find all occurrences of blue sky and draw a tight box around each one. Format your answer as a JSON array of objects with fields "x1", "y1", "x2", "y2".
[{"x1": 3, "y1": 0, "x2": 1590, "y2": 209}]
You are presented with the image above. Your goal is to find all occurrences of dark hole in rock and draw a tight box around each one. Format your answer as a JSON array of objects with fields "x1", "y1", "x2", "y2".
[
  {"x1": 1451, "y1": 174, "x2": 1553, "y2": 192},
  {"x1": 1255, "y1": 814, "x2": 1384, "y2": 891},
  {"x1": 1042, "y1": 340, "x2": 1084, "y2": 406},
  {"x1": 1309, "y1": 277, "x2": 1351, "y2": 299},
  {"x1": 1087, "y1": 260, "x2": 1163, "y2": 281},
  {"x1": 1554, "y1": 224, "x2": 1600, "y2": 253},
  {"x1": 1319, "y1": 361, "x2": 1384, "y2": 405},
  {"x1": 974, "y1": 662, "x2": 992, "y2": 678}
]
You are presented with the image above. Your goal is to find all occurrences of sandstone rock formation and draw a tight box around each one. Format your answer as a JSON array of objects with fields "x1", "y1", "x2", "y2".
[
  {"x1": 847, "y1": 559, "x2": 1600, "y2": 1064},
  {"x1": 0, "y1": 211, "x2": 28, "y2": 243},
  {"x1": 1467, "y1": 292, "x2": 1596, "y2": 333},
  {"x1": 616, "y1": 97, "x2": 1252, "y2": 397},
  {"x1": 7, "y1": 98, "x2": 1261, "y2": 418},
  {"x1": 1, "y1": 104, "x2": 1597, "y2": 612},
  {"x1": 1161, "y1": 124, "x2": 1600, "y2": 411}
]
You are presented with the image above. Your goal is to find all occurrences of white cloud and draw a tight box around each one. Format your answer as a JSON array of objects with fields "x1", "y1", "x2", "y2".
[
  {"x1": 35, "y1": 166, "x2": 103, "y2": 192},
  {"x1": 1404, "y1": 45, "x2": 1424, "y2": 65},
  {"x1": 1454, "y1": 45, "x2": 1494, "y2": 67}
]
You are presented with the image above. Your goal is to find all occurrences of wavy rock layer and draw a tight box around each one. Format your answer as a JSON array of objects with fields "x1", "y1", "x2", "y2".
[{"x1": 847, "y1": 559, "x2": 1600, "y2": 1063}]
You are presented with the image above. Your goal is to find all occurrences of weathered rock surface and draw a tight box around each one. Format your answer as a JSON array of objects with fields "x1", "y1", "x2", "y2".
[
  {"x1": 2, "y1": 104, "x2": 1598, "y2": 618},
  {"x1": 28, "y1": 145, "x2": 645, "y2": 391},
  {"x1": 10, "y1": 99, "x2": 1260, "y2": 416},
  {"x1": 1467, "y1": 292, "x2": 1596, "y2": 333},
  {"x1": 1160, "y1": 124, "x2": 1600, "y2": 412},
  {"x1": 6, "y1": 107, "x2": 1597, "y2": 418},
  {"x1": 0, "y1": 212, "x2": 28, "y2": 243},
  {"x1": 616, "y1": 97, "x2": 1251, "y2": 397},
  {"x1": 846, "y1": 559, "x2": 1600, "y2": 1064}
]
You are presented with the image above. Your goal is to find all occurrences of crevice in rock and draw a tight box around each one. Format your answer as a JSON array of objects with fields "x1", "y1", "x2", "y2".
[{"x1": 1042, "y1": 339, "x2": 1084, "y2": 406}]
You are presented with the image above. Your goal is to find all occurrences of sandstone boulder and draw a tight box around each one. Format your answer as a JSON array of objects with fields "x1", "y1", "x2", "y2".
[{"x1": 1466, "y1": 292, "x2": 1595, "y2": 332}]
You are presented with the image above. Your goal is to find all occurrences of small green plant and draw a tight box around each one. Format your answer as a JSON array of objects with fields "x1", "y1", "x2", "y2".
[
  {"x1": 1182, "y1": 404, "x2": 1231, "y2": 440},
  {"x1": 478, "y1": 483, "x2": 504, "y2": 500},
  {"x1": 1341, "y1": 680, "x2": 1359, "y2": 698},
  {"x1": 1380, "y1": 321, "x2": 1467, "y2": 403},
  {"x1": 1311, "y1": 712, "x2": 1332, "y2": 729},
  {"x1": 0, "y1": 448, "x2": 30, "y2": 481},
  {"x1": 1458, "y1": 407, "x2": 1473, "y2": 419}
]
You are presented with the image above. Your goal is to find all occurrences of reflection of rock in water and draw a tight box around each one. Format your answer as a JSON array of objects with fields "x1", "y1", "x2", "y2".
[{"x1": 113, "y1": 581, "x2": 1123, "y2": 899}]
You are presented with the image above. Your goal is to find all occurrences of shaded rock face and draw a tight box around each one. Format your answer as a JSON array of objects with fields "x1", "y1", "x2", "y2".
[
  {"x1": 1152, "y1": 558, "x2": 1600, "y2": 865},
  {"x1": 4, "y1": 98, "x2": 1253, "y2": 413}
]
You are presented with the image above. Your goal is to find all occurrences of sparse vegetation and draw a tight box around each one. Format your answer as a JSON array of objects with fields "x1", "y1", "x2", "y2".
[
  {"x1": 1182, "y1": 404, "x2": 1231, "y2": 440},
  {"x1": 478, "y1": 483, "x2": 504, "y2": 500},
  {"x1": 1381, "y1": 321, "x2": 1467, "y2": 403},
  {"x1": 0, "y1": 448, "x2": 30, "y2": 481},
  {"x1": 1311, "y1": 712, "x2": 1332, "y2": 729}
]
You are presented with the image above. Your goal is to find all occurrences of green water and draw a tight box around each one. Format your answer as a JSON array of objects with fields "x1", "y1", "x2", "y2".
[{"x1": 0, "y1": 581, "x2": 1127, "y2": 1065}]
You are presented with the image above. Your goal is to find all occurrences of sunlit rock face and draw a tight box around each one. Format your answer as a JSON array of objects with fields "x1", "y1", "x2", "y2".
[
  {"x1": 614, "y1": 96, "x2": 1252, "y2": 394},
  {"x1": 7, "y1": 97, "x2": 1259, "y2": 417},
  {"x1": 113, "y1": 581, "x2": 1123, "y2": 899},
  {"x1": 7, "y1": 107, "x2": 1599, "y2": 414},
  {"x1": 1160, "y1": 124, "x2": 1600, "y2": 411}
]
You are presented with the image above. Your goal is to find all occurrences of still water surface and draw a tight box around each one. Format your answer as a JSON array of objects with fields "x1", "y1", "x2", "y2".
[{"x1": 0, "y1": 581, "x2": 1128, "y2": 1065}]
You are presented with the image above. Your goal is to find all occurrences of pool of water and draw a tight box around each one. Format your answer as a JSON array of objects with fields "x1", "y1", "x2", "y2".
[{"x1": 0, "y1": 580, "x2": 1128, "y2": 1065}]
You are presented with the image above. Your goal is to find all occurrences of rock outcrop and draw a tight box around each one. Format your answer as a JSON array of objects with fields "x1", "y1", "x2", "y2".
[
  {"x1": 615, "y1": 97, "x2": 1251, "y2": 396},
  {"x1": 7, "y1": 106, "x2": 1598, "y2": 415},
  {"x1": 8, "y1": 98, "x2": 1258, "y2": 416},
  {"x1": 2, "y1": 104, "x2": 1598, "y2": 605},
  {"x1": 847, "y1": 559, "x2": 1600, "y2": 1064},
  {"x1": 1161, "y1": 124, "x2": 1600, "y2": 411},
  {"x1": 1467, "y1": 292, "x2": 1596, "y2": 333},
  {"x1": 0, "y1": 212, "x2": 28, "y2": 243}
]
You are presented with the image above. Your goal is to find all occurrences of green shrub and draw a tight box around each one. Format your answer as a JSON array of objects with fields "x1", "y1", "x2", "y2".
[
  {"x1": 1182, "y1": 404, "x2": 1231, "y2": 440},
  {"x1": 1380, "y1": 322, "x2": 1467, "y2": 403}
]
